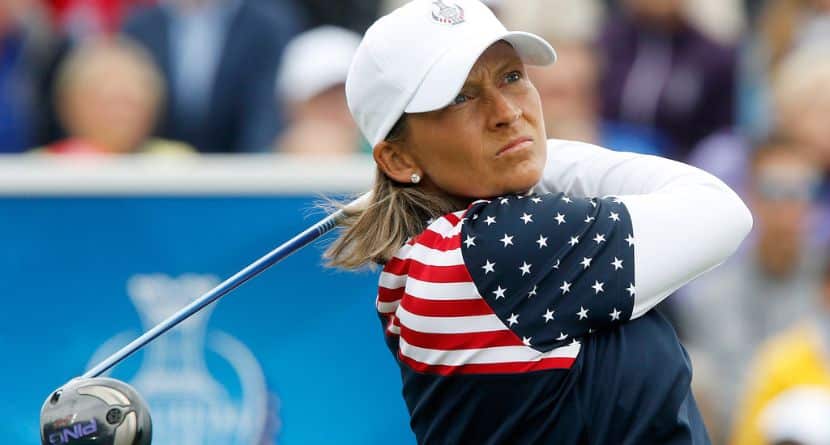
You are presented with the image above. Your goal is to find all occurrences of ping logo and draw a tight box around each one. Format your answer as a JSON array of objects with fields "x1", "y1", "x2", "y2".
[
  {"x1": 48, "y1": 419, "x2": 98, "y2": 444},
  {"x1": 431, "y1": 0, "x2": 465, "y2": 25}
]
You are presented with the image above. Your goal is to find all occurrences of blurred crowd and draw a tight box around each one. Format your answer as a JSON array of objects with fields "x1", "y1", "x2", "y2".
[{"x1": 2, "y1": 0, "x2": 830, "y2": 443}]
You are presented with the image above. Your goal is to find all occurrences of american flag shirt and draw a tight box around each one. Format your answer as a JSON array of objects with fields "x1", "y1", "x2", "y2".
[
  {"x1": 379, "y1": 193, "x2": 634, "y2": 374},
  {"x1": 378, "y1": 194, "x2": 708, "y2": 444},
  {"x1": 375, "y1": 139, "x2": 751, "y2": 444}
]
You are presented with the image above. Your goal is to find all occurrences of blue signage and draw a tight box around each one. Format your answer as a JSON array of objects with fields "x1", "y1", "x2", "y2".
[{"x1": 0, "y1": 195, "x2": 414, "y2": 444}]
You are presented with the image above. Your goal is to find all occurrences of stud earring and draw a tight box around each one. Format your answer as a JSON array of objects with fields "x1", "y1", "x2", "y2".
[{"x1": 410, "y1": 172, "x2": 422, "y2": 184}]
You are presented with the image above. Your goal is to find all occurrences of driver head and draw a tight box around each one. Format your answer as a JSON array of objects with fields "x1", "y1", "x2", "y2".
[{"x1": 40, "y1": 377, "x2": 152, "y2": 445}]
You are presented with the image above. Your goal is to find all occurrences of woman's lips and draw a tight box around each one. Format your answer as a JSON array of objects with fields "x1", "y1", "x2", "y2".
[{"x1": 497, "y1": 137, "x2": 534, "y2": 157}]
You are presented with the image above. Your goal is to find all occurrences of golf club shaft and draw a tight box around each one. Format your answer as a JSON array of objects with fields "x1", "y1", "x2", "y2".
[{"x1": 82, "y1": 208, "x2": 347, "y2": 378}]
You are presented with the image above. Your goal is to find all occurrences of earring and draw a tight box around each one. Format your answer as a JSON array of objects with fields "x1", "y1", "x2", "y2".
[{"x1": 410, "y1": 172, "x2": 422, "y2": 184}]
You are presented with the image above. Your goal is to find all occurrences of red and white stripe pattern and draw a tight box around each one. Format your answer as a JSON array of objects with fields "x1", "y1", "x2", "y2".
[{"x1": 377, "y1": 210, "x2": 580, "y2": 375}]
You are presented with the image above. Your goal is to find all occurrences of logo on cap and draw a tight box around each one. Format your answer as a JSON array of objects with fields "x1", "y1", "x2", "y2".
[{"x1": 432, "y1": 0, "x2": 465, "y2": 25}]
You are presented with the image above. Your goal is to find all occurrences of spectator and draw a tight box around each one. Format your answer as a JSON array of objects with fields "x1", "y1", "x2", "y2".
[
  {"x1": 738, "y1": 0, "x2": 830, "y2": 140},
  {"x1": 275, "y1": 26, "x2": 362, "y2": 156},
  {"x1": 677, "y1": 139, "x2": 825, "y2": 434},
  {"x1": 122, "y1": 0, "x2": 303, "y2": 153},
  {"x1": 40, "y1": 37, "x2": 191, "y2": 154},
  {"x1": 0, "y1": 0, "x2": 54, "y2": 153},
  {"x1": 772, "y1": 44, "x2": 830, "y2": 245},
  {"x1": 691, "y1": 42, "x2": 830, "y2": 241},
  {"x1": 730, "y1": 259, "x2": 830, "y2": 445},
  {"x1": 597, "y1": 0, "x2": 738, "y2": 160}
]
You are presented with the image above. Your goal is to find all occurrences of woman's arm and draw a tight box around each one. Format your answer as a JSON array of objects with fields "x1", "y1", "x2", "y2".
[{"x1": 535, "y1": 139, "x2": 753, "y2": 318}]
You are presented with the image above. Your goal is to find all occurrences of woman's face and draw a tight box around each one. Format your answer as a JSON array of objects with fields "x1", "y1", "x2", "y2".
[{"x1": 392, "y1": 42, "x2": 548, "y2": 199}]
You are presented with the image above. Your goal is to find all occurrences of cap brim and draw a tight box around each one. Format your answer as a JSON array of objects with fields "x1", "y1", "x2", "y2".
[{"x1": 405, "y1": 31, "x2": 556, "y2": 114}]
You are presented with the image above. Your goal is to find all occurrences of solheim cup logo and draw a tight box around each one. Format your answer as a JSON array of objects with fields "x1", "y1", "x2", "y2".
[
  {"x1": 87, "y1": 274, "x2": 277, "y2": 445},
  {"x1": 432, "y1": 0, "x2": 465, "y2": 25}
]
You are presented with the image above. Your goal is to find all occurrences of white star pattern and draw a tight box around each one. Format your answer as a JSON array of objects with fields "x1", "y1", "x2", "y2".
[
  {"x1": 472, "y1": 214, "x2": 479, "y2": 220},
  {"x1": 482, "y1": 260, "x2": 496, "y2": 274},
  {"x1": 493, "y1": 286, "x2": 507, "y2": 299},
  {"x1": 626, "y1": 234, "x2": 635, "y2": 247},
  {"x1": 464, "y1": 235, "x2": 476, "y2": 248},
  {"x1": 580, "y1": 257, "x2": 592, "y2": 269},
  {"x1": 627, "y1": 283, "x2": 636, "y2": 297},
  {"x1": 450, "y1": 193, "x2": 635, "y2": 359}
]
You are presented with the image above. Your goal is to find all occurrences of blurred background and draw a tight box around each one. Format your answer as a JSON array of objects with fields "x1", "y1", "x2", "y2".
[{"x1": 1, "y1": 0, "x2": 829, "y2": 444}]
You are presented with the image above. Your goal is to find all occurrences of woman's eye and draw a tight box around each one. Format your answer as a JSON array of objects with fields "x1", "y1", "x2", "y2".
[
  {"x1": 505, "y1": 71, "x2": 522, "y2": 83},
  {"x1": 451, "y1": 93, "x2": 470, "y2": 105}
]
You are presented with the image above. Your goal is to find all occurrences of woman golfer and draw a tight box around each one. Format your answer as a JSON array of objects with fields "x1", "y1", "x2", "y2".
[{"x1": 329, "y1": 1, "x2": 752, "y2": 443}]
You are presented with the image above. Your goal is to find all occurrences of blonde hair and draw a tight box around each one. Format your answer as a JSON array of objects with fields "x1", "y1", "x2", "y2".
[
  {"x1": 325, "y1": 118, "x2": 464, "y2": 269},
  {"x1": 772, "y1": 43, "x2": 830, "y2": 121}
]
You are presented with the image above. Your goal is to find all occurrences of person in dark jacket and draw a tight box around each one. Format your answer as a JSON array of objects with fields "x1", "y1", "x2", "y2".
[
  {"x1": 597, "y1": 0, "x2": 738, "y2": 160},
  {"x1": 122, "y1": 0, "x2": 304, "y2": 153}
]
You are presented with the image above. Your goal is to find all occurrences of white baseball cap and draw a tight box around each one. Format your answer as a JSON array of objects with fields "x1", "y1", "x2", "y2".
[
  {"x1": 277, "y1": 26, "x2": 362, "y2": 104},
  {"x1": 346, "y1": 0, "x2": 557, "y2": 146}
]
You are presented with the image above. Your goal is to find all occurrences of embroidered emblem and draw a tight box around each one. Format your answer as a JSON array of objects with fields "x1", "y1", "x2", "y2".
[{"x1": 432, "y1": 0, "x2": 465, "y2": 25}]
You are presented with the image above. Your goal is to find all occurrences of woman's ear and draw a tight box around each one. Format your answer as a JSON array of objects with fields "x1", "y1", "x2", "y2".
[{"x1": 374, "y1": 140, "x2": 421, "y2": 185}]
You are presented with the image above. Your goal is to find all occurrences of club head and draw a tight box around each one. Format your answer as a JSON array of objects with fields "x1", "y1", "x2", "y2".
[{"x1": 40, "y1": 377, "x2": 152, "y2": 445}]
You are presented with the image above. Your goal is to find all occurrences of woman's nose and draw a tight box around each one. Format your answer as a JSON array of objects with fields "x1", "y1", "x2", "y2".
[{"x1": 488, "y1": 92, "x2": 522, "y2": 129}]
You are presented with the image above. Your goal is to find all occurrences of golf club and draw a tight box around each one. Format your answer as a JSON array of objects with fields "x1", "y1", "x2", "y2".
[{"x1": 40, "y1": 194, "x2": 367, "y2": 445}]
